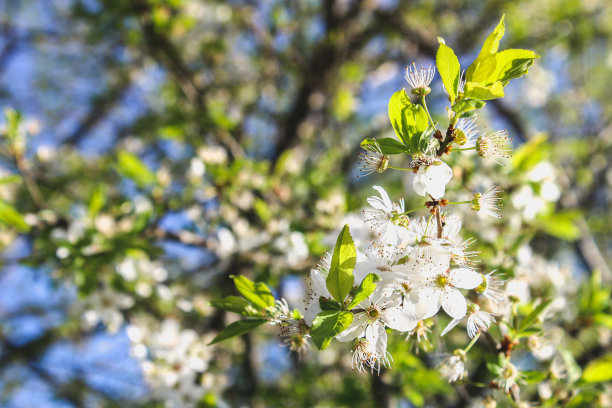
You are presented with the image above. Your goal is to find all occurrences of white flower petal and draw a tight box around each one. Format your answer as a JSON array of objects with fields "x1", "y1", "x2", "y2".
[
  {"x1": 367, "y1": 186, "x2": 393, "y2": 210},
  {"x1": 366, "y1": 322, "x2": 387, "y2": 356},
  {"x1": 440, "y1": 318, "x2": 462, "y2": 336},
  {"x1": 382, "y1": 306, "x2": 417, "y2": 332},
  {"x1": 412, "y1": 286, "x2": 441, "y2": 319},
  {"x1": 441, "y1": 287, "x2": 467, "y2": 319},
  {"x1": 413, "y1": 175, "x2": 427, "y2": 197},
  {"x1": 311, "y1": 269, "x2": 329, "y2": 296},
  {"x1": 303, "y1": 301, "x2": 321, "y2": 326},
  {"x1": 449, "y1": 268, "x2": 483, "y2": 290}
]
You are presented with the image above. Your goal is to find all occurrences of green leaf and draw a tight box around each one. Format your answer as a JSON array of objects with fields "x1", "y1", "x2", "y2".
[
  {"x1": 326, "y1": 225, "x2": 356, "y2": 303},
  {"x1": 519, "y1": 299, "x2": 552, "y2": 332},
  {"x1": 582, "y1": 354, "x2": 612, "y2": 383},
  {"x1": 232, "y1": 275, "x2": 275, "y2": 309},
  {"x1": 310, "y1": 310, "x2": 354, "y2": 350},
  {"x1": 463, "y1": 81, "x2": 505, "y2": 100},
  {"x1": 0, "y1": 199, "x2": 30, "y2": 233},
  {"x1": 452, "y1": 99, "x2": 486, "y2": 117},
  {"x1": 319, "y1": 297, "x2": 342, "y2": 311},
  {"x1": 388, "y1": 90, "x2": 428, "y2": 149},
  {"x1": 210, "y1": 296, "x2": 252, "y2": 315},
  {"x1": 88, "y1": 185, "x2": 107, "y2": 217},
  {"x1": 537, "y1": 210, "x2": 581, "y2": 241},
  {"x1": 347, "y1": 273, "x2": 381, "y2": 309},
  {"x1": 116, "y1": 151, "x2": 156, "y2": 187},
  {"x1": 208, "y1": 319, "x2": 267, "y2": 345},
  {"x1": 523, "y1": 370, "x2": 548, "y2": 384},
  {"x1": 0, "y1": 174, "x2": 21, "y2": 185},
  {"x1": 511, "y1": 134, "x2": 549, "y2": 171},
  {"x1": 594, "y1": 313, "x2": 612, "y2": 330},
  {"x1": 436, "y1": 41, "x2": 461, "y2": 103},
  {"x1": 466, "y1": 15, "x2": 505, "y2": 81},
  {"x1": 492, "y1": 49, "x2": 540, "y2": 84},
  {"x1": 360, "y1": 137, "x2": 409, "y2": 155}
]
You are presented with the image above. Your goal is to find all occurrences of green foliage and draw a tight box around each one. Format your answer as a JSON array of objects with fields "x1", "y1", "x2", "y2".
[
  {"x1": 581, "y1": 354, "x2": 612, "y2": 383},
  {"x1": 451, "y1": 99, "x2": 486, "y2": 118},
  {"x1": 360, "y1": 137, "x2": 410, "y2": 155},
  {"x1": 0, "y1": 199, "x2": 30, "y2": 232},
  {"x1": 208, "y1": 318, "x2": 267, "y2": 345},
  {"x1": 326, "y1": 225, "x2": 356, "y2": 303},
  {"x1": 436, "y1": 40, "x2": 461, "y2": 103},
  {"x1": 464, "y1": 14, "x2": 539, "y2": 100},
  {"x1": 519, "y1": 299, "x2": 552, "y2": 332},
  {"x1": 310, "y1": 310, "x2": 353, "y2": 350},
  {"x1": 347, "y1": 273, "x2": 380, "y2": 310},
  {"x1": 116, "y1": 150, "x2": 156, "y2": 187},
  {"x1": 232, "y1": 275, "x2": 275, "y2": 309},
  {"x1": 209, "y1": 296, "x2": 253, "y2": 315},
  {"x1": 388, "y1": 90, "x2": 430, "y2": 154}
]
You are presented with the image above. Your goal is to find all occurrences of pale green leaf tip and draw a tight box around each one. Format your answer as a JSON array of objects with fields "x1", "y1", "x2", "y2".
[{"x1": 437, "y1": 37, "x2": 446, "y2": 45}]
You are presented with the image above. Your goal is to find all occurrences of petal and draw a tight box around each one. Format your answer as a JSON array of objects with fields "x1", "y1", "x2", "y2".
[
  {"x1": 366, "y1": 323, "x2": 387, "y2": 356},
  {"x1": 303, "y1": 301, "x2": 321, "y2": 326},
  {"x1": 449, "y1": 268, "x2": 483, "y2": 289},
  {"x1": 440, "y1": 318, "x2": 463, "y2": 336},
  {"x1": 310, "y1": 269, "x2": 329, "y2": 296},
  {"x1": 368, "y1": 186, "x2": 393, "y2": 210},
  {"x1": 426, "y1": 181, "x2": 446, "y2": 200},
  {"x1": 382, "y1": 306, "x2": 417, "y2": 332},
  {"x1": 336, "y1": 313, "x2": 368, "y2": 342},
  {"x1": 441, "y1": 287, "x2": 467, "y2": 319},
  {"x1": 413, "y1": 286, "x2": 441, "y2": 319},
  {"x1": 412, "y1": 175, "x2": 427, "y2": 196}
]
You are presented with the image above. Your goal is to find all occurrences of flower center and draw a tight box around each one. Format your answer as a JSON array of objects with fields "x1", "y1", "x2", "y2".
[
  {"x1": 400, "y1": 281, "x2": 412, "y2": 293},
  {"x1": 390, "y1": 210, "x2": 409, "y2": 227},
  {"x1": 435, "y1": 274, "x2": 448, "y2": 288},
  {"x1": 368, "y1": 306, "x2": 381, "y2": 320}
]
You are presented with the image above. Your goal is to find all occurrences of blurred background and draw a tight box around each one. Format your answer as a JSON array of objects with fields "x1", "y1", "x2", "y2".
[{"x1": 1, "y1": 0, "x2": 612, "y2": 407}]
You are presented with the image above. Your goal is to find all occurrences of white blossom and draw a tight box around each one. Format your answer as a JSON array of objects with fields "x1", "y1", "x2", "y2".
[
  {"x1": 412, "y1": 160, "x2": 453, "y2": 199},
  {"x1": 404, "y1": 63, "x2": 436, "y2": 92},
  {"x1": 336, "y1": 285, "x2": 417, "y2": 355},
  {"x1": 351, "y1": 338, "x2": 392, "y2": 374},
  {"x1": 441, "y1": 304, "x2": 496, "y2": 338},
  {"x1": 363, "y1": 186, "x2": 411, "y2": 245},
  {"x1": 358, "y1": 142, "x2": 389, "y2": 176},
  {"x1": 476, "y1": 130, "x2": 512, "y2": 164},
  {"x1": 408, "y1": 256, "x2": 484, "y2": 320},
  {"x1": 437, "y1": 354, "x2": 466, "y2": 383},
  {"x1": 472, "y1": 186, "x2": 504, "y2": 218}
]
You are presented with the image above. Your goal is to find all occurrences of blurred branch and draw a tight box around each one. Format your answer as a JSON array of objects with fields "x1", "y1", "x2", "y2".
[{"x1": 129, "y1": 0, "x2": 244, "y2": 159}]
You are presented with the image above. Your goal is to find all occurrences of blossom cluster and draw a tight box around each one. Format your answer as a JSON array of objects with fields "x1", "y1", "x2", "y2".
[{"x1": 301, "y1": 185, "x2": 501, "y2": 374}]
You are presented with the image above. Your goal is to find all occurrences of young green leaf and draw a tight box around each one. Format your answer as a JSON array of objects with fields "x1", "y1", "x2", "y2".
[
  {"x1": 0, "y1": 200, "x2": 30, "y2": 233},
  {"x1": 233, "y1": 275, "x2": 275, "y2": 309},
  {"x1": 208, "y1": 319, "x2": 267, "y2": 345},
  {"x1": 388, "y1": 90, "x2": 428, "y2": 149},
  {"x1": 319, "y1": 297, "x2": 342, "y2": 311},
  {"x1": 466, "y1": 14, "x2": 505, "y2": 82},
  {"x1": 519, "y1": 299, "x2": 553, "y2": 332},
  {"x1": 326, "y1": 225, "x2": 356, "y2": 303},
  {"x1": 347, "y1": 273, "x2": 381, "y2": 310},
  {"x1": 492, "y1": 49, "x2": 540, "y2": 84},
  {"x1": 452, "y1": 99, "x2": 486, "y2": 117},
  {"x1": 210, "y1": 296, "x2": 252, "y2": 315},
  {"x1": 436, "y1": 41, "x2": 461, "y2": 103},
  {"x1": 116, "y1": 151, "x2": 156, "y2": 187},
  {"x1": 463, "y1": 81, "x2": 505, "y2": 100},
  {"x1": 360, "y1": 137, "x2": 409, "y2": 155},
  {"x1": 582, "y1": 354, "x2": 612, "y2": 383},
  {"x1": 310, "y1": 310, "x2": 354, "y2": 350}
]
